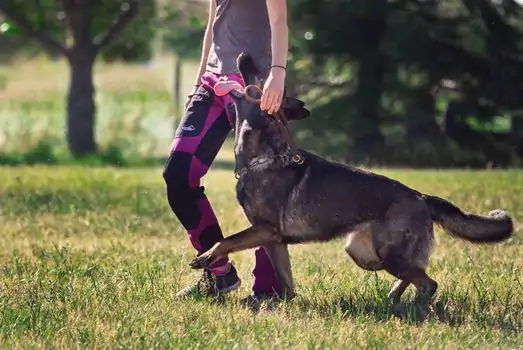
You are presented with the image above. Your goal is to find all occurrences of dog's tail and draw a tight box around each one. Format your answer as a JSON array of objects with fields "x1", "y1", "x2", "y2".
[{"x1": 423, "y1": 194, "x2": 513, "y2": 243}]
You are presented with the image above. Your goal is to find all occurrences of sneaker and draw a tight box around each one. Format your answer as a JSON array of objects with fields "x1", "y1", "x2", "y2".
[{"x1": 175, "y1": 264, "x2": 241, "y2": 299}]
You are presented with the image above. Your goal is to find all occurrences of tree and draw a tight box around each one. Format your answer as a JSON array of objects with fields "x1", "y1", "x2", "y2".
[
  {"x1": 287, "y1": 0, "x2": 523, "y2": 167},
  {"x1": 0, "y1": 1, "x2": 144, "y2": 157}
]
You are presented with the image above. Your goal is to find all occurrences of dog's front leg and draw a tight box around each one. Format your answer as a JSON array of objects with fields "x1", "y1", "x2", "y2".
[
  {"x1": 263, "y1": 243, "x2": 295, "y2": 300},
  {"x1": 190, "y1": 224, "x2": 282, "y2": 269}
]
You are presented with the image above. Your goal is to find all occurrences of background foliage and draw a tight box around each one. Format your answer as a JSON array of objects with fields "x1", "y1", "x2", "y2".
[{"x1": 2, "y1": 0, "x2": 523, "y2": 167}]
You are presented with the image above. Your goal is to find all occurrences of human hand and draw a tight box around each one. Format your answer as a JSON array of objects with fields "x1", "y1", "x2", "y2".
[{"x1": 261, "y1": 67, "x2": 286, "y2": 115}]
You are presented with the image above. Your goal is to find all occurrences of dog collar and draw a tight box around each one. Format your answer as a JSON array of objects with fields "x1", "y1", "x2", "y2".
[{"x1": 234, "y1": 153, "x2": 304, "y2": 180}]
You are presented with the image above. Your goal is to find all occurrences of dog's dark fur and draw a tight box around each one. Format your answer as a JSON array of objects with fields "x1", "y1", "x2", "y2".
[{"x1": 190, "y1": 53, "x2": 514, "y2": 304}]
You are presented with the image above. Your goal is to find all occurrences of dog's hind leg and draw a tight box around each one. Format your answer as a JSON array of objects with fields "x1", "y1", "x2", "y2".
[
  {"x1": 344, "y1": 223, "x2": 429, "y2": 303},
  {"x1": 263, "y1": 243, "x2": 295, "y2": 300},
  {"x1": 378, "y1": 200, "x2": 438, "y2": 304},
  {"x1": 408, "y1": 270, "x2": 438, "y2": 304},
  {"x1": 383, "y1": 254, "x2": 438, "y2": 304},
  {"x1": 387, "y1": 280, "x2": 410, "y2": 303},
  {"x1": 344, "y1": 222, "x2": 384, "y2": 271},
  {"x1": 190, "y1": 224, "x2": 282, "y2": 269}
]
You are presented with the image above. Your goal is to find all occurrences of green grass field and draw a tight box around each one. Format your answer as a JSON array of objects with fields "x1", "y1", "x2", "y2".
[
  {"x1": 0, "y1": 56, "x2": 522, "y2": 348},
  {"x1": 1, "y1": 165, "x2": 522, "y2": 348}
]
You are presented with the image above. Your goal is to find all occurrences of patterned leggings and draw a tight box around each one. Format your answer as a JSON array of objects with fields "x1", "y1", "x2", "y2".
[{"x1": 162, "y1": 71, "x2": 281, "y2": 295}]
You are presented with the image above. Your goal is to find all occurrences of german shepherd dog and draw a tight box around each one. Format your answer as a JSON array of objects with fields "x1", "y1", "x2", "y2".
[{"x1": 189, "y1": 53, "x2": 514, "y2": 304}]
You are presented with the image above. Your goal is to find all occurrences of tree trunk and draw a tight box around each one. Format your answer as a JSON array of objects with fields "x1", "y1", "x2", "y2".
[
  {"x1": 348, "y1": 18, "x2": 388, "y2": 166},
  {"x1": 405, "y1": 79, "x2": 443, "y2": 143},
  {"x1": 66, "y1": 48, "x2": 97, "y2": 157},
  {"x1": 352, "y1": 51, "x2": 387, "y2": 165},
  {"x1": 510, "y1": 113, "x2": 523, "y2": 159}
]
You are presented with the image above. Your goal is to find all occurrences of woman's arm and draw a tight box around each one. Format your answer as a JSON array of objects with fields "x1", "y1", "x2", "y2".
[
  {"x1": 266, "y1": 0, "x2": 288, "y2": 71},
  {"x1": 261, "y1": 0, "x2": 289, "y2": 114},
  {"x1": 193, "y1": 0, "x2": 217, "y2": 87}
]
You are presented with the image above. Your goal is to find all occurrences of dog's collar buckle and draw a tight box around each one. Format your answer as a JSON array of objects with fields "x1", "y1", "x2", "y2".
[
  {"x1": 292, "y1": 153, "x2": 304, "y2": 164},
  {"x1": 234, "y1": 169, "x2": 245, "y2": 180},
  {"x1": 234, "y1": 161, "x2": 256, "y2": 180}
]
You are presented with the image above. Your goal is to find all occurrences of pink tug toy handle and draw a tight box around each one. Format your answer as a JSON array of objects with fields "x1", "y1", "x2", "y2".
[{"x1": 214, "y1": 80, "x2": 244, "y2": 96}]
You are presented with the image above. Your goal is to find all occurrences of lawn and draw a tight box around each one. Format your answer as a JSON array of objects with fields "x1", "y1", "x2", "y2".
[
  {"x1": 0, "y1": 56, "x2": 522, "y2": 349},
  {"x1": 0, "y1": 164, "x2": 521, "y2": 348}
]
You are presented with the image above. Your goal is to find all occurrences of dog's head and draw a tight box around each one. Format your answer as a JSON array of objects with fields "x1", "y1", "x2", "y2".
[
  {"x1": 213, "y1": 53, "x2": 310, "y2": 169},
  {"x1": 213, "y1": 52, "x2": 310, "y2": 130}
]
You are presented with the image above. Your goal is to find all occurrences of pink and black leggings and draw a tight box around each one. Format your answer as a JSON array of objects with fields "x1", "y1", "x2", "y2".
[{"x1": 162, "y1": 71, "x2": 281, "y2": 295}]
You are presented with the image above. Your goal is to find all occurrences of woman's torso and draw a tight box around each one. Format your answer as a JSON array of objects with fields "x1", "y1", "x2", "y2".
[{"x1": 206, "y1": 0, "x2": 272, "y2": 77}]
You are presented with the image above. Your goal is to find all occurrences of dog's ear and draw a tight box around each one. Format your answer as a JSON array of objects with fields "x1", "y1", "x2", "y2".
[
  {"x1": 237, "y1": 52, "x2": 261, "y2": 86},
  {"x1": 282, "y1": 97, "x2": 310, "y2": 121}
]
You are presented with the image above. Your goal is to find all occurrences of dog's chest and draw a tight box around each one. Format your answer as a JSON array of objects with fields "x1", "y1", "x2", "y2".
[{"x1": 236, "y1": 173, "x2": 286, "y2": 224}]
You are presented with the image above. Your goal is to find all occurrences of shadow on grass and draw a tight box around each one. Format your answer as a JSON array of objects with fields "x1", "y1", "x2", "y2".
[
  {"x1": 289, "y1": 295, "x2": 432, "y2": 324},
  {"x1": 302, "y1": 294, "x2": 519, "y2": 331},
  {"x1": 0, "y1": 143, "x2": 236, "y2": 171},
  {"x1": 242, "y1": 292, "x2": 520, "y2": 333}
]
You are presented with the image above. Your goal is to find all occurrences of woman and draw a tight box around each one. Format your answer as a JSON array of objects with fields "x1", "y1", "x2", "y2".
[{"x1": 163, "y1": 0, "x2": 290, "y2": 304}]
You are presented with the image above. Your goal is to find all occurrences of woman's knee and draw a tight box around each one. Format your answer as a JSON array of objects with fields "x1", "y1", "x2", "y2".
[
  {"x1": 163, "y1": 151, "x2": 206, "y2": 225},
  {"x1": 163, "y1": 149, "x2": 192, "y2": 186}
]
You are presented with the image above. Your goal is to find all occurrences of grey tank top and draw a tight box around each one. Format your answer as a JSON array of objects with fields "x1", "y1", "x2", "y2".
[{"x1": 206, "y1": 0, "x2": 272, "y2": 77}]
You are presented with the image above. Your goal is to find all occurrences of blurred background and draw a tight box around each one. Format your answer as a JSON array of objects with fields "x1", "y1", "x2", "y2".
[{"x1": 1, "y1": 0, "x2": 523, "y2": 169}]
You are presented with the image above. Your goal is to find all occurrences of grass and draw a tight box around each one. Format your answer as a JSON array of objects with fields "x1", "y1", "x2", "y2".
[
  {"x1": 0, "y1": 55, "x2": 522, "y2": 348},
  {"x1": 0, "y1": 164, "x2": 522, "y2": 348}
]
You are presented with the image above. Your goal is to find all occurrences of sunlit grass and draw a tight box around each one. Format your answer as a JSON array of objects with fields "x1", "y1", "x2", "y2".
[{"x1": 0, "y1": 164, "x2": 521, "y2": 348}]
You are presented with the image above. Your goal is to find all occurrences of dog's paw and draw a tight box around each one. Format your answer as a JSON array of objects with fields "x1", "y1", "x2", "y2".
[{"x1": 189, "y1": 254, "x2": 214, "y2": 269}]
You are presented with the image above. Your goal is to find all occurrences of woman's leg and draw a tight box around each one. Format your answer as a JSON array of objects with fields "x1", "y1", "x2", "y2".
[
  {"x1": 251, "y1": 247, "x2": 284, "y2": 296},
  {"x1": 163, "y1": 82, "x2": 240, "y2": 297}
]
